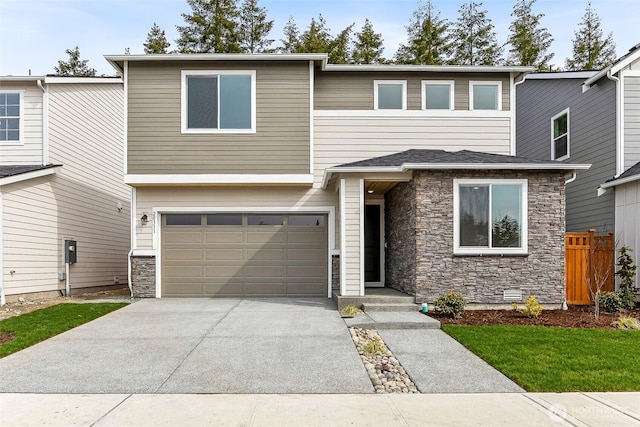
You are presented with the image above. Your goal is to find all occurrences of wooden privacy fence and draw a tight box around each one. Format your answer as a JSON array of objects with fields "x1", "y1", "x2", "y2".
[{"x1": 565, "y1": 229, "x2": 615, "y2": 305}]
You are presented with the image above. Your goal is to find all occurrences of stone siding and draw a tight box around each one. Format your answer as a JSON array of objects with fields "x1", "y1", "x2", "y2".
[
  {"x1": 385, "y1": 170, "x2": 566, "y2": 305},
  {"x1": 332, "y1": 255, "x2": 340, "y2": 291},
  {"x1": 131, "y1": 256, "x2": 156, "y2": 298}
]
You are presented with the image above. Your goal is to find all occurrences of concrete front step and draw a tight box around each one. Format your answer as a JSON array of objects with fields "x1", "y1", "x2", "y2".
[
  {"x1": 362, "y1": 303, "x2": 420, "y2": 312},
  {"x1": 343, "y1": 312, "x2": 441, "y2": 330}
]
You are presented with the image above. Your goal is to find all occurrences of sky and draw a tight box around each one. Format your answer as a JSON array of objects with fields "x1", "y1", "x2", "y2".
[{"x1": 0, "y1": 0, "x2": 637, "y2": 76}]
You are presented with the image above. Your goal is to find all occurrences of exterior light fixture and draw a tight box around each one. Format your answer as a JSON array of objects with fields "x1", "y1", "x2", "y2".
[{"x1": 140, "y1": 214, "x2": 148, "y2": 225}]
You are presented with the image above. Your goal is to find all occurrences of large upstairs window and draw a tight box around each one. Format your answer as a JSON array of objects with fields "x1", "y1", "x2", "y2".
[
  {"x1": 0, "y1": 92, "x2": 21, "y2": 143},
  {"x1": 181, "y1": 70, "x2": 255, "y2": 133},
  {"x1": 551, "y1": 109, "x2": 569, "y2": 160}
]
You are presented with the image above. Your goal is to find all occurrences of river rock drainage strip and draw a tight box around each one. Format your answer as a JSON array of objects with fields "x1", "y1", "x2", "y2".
[{"x1": 349, "y1": 327, "x2": 419, "y2": 394}]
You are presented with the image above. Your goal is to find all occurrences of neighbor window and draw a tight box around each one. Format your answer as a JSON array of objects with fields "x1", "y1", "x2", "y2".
[
  {"x1": 454, "y1": 179, "x2": 528, "y2": 255},
  {"x1": 551, "y1": 109, "x2": 569, "y2": 160},
  {"x1": 0, "y1": 92, "x2": 21, "y2": 143},
  {"x1": 469, "y1": 81, "x2": 501, "y2": 110},
  {"x1": 374, "y1": 80, "x2": 406, "y2": 110},
  {"x1": 181, "y1": 70, "x2": 255, "y2": 133},
  {"x1": 422, "y1": 80, "x2": 454, "y2": 110}
]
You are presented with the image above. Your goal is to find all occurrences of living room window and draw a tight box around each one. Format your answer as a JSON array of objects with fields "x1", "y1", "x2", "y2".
[
  {"x1": 454, "y1": 179, "x2": 528, "y2": 255},
  {"x1": 0, "y1": 92, "x2": 22, "y2": 143},
  {"x1": 181, "y1": 70, "x2": 255, "y2": 133},
  {"x1": 422, "y1": 80, "x2": 454, "y2": 110},
  {"x1": 374, "y1": 80, "x2": 406, "y2": 110},
  {"x1": 551, "y1": 109, "x2": 569, "y2": 160},
  {"x1": 469, "y1": 81, "x2": 502, "y2": 110}
]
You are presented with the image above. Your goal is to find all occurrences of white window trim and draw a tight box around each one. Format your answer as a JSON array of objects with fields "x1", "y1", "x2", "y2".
[
  {"x1": 551, "y1": 108, "x2": 570, "y2": 161},
  {"x1": 0, "y1": 90, "x2": 24, "y2": 145},
  {"x1": 180, "y1": 70, "x2": 256, "y2": 134},
  {"x1": 421, "y1": 80, "x2": 455, "y2": 110},
  {"x1": 373, "y1": 80, "x2": 407, "y2": 110},
  {"x1": 469, "y1": 81, "x2": 502, "y2": 111},
  {"x1": 453, "y1": 178, "x2": 528, "y2": 255}
]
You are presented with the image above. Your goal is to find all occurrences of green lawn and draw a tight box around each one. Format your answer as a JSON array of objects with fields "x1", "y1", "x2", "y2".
[
  {"x1": 442, "y1": 324, "x2": 640, "y2": 392},
  {"x1": 0, "y1": 303, "x2": 127, "y2": 358}
]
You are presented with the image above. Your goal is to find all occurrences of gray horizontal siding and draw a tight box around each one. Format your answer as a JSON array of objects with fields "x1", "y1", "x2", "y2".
[
  {"x1": 314, "y1": 72, "x2": 510, "y2": 111},
  {"x1": 624, "y1": 76, "x2": 640, "y2": 169},
  {"x1": 517, "y1": 77, "x2": 617, "y2": 232},
  {"x1": 127, "y1": 61, "x2": 310, "y2": 174}
]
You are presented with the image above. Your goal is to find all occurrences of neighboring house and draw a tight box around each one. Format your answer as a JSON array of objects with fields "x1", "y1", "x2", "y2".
[
  {"x1": 517, "y1": 43, "x2": 640, "y2": 288},
  {"x1": 105, "y1": 53, "x2": 588, "y2": 305},
  {"x1": 0, "y1": 76, "x2": 130, "y2": 304}
]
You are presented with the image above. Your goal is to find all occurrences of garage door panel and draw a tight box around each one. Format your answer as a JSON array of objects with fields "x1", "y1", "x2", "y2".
[
  {"x1": 287, "y1": 230, "x2": 326, "y2": 244},
  {"x1": 164, "y1": 231, "x2": 204, "y2": 244},
  {"x1": 164, "y1": 282, "x2": 203, "y2": 296},
  {"x1": 287, "y1": 248, "x2": 325, "y2": 261},
  {"x1": 205, "y1": 265, "x2": 244, "y2": 278},
  {"x1": 205, "y1": 249, "x2": 244, "y2": 261},
  {"x1": 164, "y1": 266, "x2": 203, "y2": 278},
  {"x1": 288, "y1": 265, "x2": 326, "y2": 279},
  {"x1": 246, "y1": 231, "x2": 286, "y2": 244},
  {"x1": 204, "y1": 282, "x2": 244, "y2": 296},
  {"x1": 163, "y1": 248, "x2": 203, "y2": 261},
  {"x1": 246, "y1": 248, "x2": 286, "y2": 261},
  {"x1": 287, "y1": 283, "x2": 325, "y2": 296},
  {"x1": 244, "y1": 265, "x2": 285, "y2": 278},
  {"x1": 205, "y1": 231, "x2": 244, "y2": 244},
  {"x1": 245, "y1": 283, "x2": 287, "y2": 295}
]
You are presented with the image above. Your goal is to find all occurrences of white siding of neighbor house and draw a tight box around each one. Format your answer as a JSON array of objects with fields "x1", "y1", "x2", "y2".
[
  {"x1": 615, "y1": 180, "x2": 640, "y2": 289},
  {"x1": 134, "y1": 186, "x2": 338, "y2": 252},
  {"x1": 0, "y1": 81, "x2": 43, "y2": 165},
  {"x1": 340, "y1": 178, "x2": 363, "y2": 296},
  {"x1": 313, "y1": 113, "x2": 511, "y2": 185},
  {"x1": 624, "y1": 76, "x2": 640, "y2": 170},
  {"x1": 2, "y1": 82, "x2": 130, "y2": 296}
]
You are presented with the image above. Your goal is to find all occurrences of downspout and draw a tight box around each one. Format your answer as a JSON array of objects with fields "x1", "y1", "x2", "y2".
[
  {"x1": 565, "y1": 171, "x2": 577, "y2": 185},
  {"x1": 0, "y1": 189, "x2": 5, "y2": 306},
  {"x1": 511, "y1": 73, "x2": 528, "y2": 156},
  {"x1": 606, "y1": 70, "x2": 623, "y2": 176},
  {"x1": 37, "y1": 80, "x2": 48, "y2": 165}
]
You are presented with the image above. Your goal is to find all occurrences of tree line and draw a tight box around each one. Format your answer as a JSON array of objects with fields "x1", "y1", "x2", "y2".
[{"x1": 55, "y1": 0, "x2": 617, "y2": 76}]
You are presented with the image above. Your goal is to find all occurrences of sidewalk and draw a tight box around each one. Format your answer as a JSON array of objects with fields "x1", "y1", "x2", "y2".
[{"x1": 2, "y1": 392, "x2": 639, "y2": 426}]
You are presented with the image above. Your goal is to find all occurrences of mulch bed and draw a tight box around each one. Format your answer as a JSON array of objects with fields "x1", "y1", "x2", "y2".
[
  {"x1": 0, "y1": 332, "x2": 14, "y2": 345},
  {"x1": 429, "y1": 305, "x2": 640, "y2": 329}
]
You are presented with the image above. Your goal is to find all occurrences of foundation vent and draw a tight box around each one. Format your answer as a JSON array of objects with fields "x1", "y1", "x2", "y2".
[{"x1": 503, "y1": 289, "x2": 523, "y2": 302}]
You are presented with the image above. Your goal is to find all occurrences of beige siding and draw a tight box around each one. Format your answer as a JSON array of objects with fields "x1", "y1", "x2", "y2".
[
  {"x1": 127, "y1": 61, "x2": 311, "y2": 174},
  {"x1": 2, "y1": 82, "x2": 130, "y2": 296},
  {"x1": 314, "y1": 113, "x2": 511, "y2": 184},
  {"x1": 0, "y1": 81, "x2": 43, "y2": 165},
  {"x1": 314, "y1": 72, "x2": 510, "y2": 111},
  {"x1": 134, "y1": 186, "x2": 337, "y2": 251},
  {"x1": 624, "y1": 75, "x2": 640, "y2": 169},
  {"x1": 341, "y1": 179, "x2": 362, "y2": 296},
  {"x1": 615, "y1": 181, "x2": 640, "y2": 288}
]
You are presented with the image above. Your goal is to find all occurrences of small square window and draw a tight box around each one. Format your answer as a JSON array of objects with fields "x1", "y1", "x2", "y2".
[
  {"x1": 551, "y1": 109, "x2": 569, "y2": 160},
  {"x1": 207, "y1": 214, "x2": 243, "y2": 226},
  {"x1": 470, "y1": 82, "x2": 501, "y2": 110},
  {"x1": 0, "y1": 92, "x2": 21, "y2": 143},
  {"x1": 422, "y1": 81, "x2": 454, "y2": 110},
  {"x1": 248, "y1": 215, "x2": 283, "y2": 226},
  {"x1": 165, "y1": 214, "x2": 202, "y2": 226},
  {"x1": 288, "y1": 215, "x2": 325, "y2": 226},
  {"x1": 374, "y1": 80, "x2": 406, "y2": 110}
]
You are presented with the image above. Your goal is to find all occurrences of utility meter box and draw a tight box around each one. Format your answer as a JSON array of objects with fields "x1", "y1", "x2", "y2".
[{"x1": 65, "y1": 240, "x2": 77, "y2": 264}]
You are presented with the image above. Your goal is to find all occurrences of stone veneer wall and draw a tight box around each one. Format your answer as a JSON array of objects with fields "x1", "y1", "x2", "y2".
[
  {"x1": 384, "y1": 178, "x2": 417, "y2": 295},
  {"x1": 385, "y1": 170, "x2": 566, "y2": 304},
  {"x1": 332, "y1": 255, "x2": 340, "y2": 291},
  {"x1": 131, "y1": 256, "x2": 156, "y2": 298}
]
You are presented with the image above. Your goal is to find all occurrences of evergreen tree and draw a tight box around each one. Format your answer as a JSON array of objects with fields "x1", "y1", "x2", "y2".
[
  {"x1": 506, "y1": 0, "x2": 553, "y2": 70},
  {"x1": 279, "y1": 16, "x2": 300, "y2": 53},
  {"x1": 352, "y1": 19, "x2": 385, "y2": 64},
  {"x1": 298, "y1": 15, "x2": 333, "y2": 53},
  {"x1": 176, "y1": 0, "x2": 241, "y2": 53},
  {"x1": 54, "y1": 46, "x2": 96, "y2": 76},
  {"x1": 450, "y1": 1, "x2": 502, "y2": 65},
  {"x1": 565, "y1": 1, "x2": 616, "y2": 70},
  {"x1": 395, "y1": 0, "x2": 450, "y2": 65},
  {"x1": 238, "y1": 0, "x2": 274, "y2": 53},
  {"x1": 143, "y1": 23, "x2": 171, "y2": 54},
  {"x1": 329, "y1": 24, "x2": 354, "y2": 64}
]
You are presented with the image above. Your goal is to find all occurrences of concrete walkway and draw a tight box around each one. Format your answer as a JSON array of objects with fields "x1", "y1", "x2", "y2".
[{"x1": 2, "y1": 392, "x2": 639, "y2": 426}]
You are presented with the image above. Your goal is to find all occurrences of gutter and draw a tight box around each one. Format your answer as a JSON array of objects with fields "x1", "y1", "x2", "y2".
[{"x1": 37, "y1": 80, "x2": 48, "y2": 165}]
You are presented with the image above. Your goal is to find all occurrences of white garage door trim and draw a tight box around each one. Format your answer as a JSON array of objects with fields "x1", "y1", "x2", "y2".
[{"x1": 153, "y1": 206, "x2": 336, "y2": 298}]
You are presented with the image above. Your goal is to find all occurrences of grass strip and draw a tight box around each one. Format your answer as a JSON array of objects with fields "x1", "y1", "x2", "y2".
[
  {"x1": 0, "y1": 303, "x2": 127, "y2": 358},
  {"x1": 442, "y1": 324, "x2": 640, "y2": 392}
]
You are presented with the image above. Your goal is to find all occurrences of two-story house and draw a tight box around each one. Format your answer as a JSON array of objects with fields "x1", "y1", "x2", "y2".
[
  {"x1": 105, "y1": 53, "x2": 588, "y2": 305},
  {"x1": 0, "y1": 76, "x2": 130, "y2": 304},
  {"x1": 517, "y1": 43, "x2": 640, "y2": 289}
]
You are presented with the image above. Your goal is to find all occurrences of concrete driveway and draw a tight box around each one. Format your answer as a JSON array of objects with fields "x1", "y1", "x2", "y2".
[{"x1": 0, "y1": 298, "x2": 373, "y2": 394}]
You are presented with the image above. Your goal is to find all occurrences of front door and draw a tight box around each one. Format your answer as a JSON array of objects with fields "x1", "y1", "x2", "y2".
[{"x1": 365, "y1": 203, "x2": 384, "y2": 287}]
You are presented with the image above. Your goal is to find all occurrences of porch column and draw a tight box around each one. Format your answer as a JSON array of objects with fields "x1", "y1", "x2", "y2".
[{"x1": 340, "y1": 178, "x2": 364, "y2": 296}]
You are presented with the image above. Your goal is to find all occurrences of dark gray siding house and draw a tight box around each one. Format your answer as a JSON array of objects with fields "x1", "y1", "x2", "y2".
[{"x1": 516, "y1": 72, "x2": 617, "y2": 233}]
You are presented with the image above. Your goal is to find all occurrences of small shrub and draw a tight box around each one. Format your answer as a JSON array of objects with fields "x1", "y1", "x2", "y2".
[
  {"x1": 339, "y1": 305, "x2": 361, "y2": 316},
  {"x1": 616, "y1": 246, "x2": 638, "y2": 310},
  {"x1": 434, "y1": 290, "x2": 466, "y2": 319},
  {"x1": 362, "y1": 340, "x2": 386, "y2": 356},
  {"x1": 598, "y1": 291, "x2": 623, "y2": 313},
  {"x1": 612, "y1": 316, "x2": 640, "y2": 330},
  {"x1": 517, "y1": 295, "x2": 544, "y2": 318}
]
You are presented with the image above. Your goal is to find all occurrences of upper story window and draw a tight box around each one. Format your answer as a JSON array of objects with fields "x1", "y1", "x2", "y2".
[
  {"x1": 454, "y1": 179, "x2": 528, "y2": 255},
  {"x1": 181, "y1": 70, "x2": 256, "y2": 134},
  {"x1": 422, "y1": 80, "x2": 454, "y2": 110},
  {"x1": 551, "y1": 109, "x2": 569, "y2": 160},
  {"x1": 470, "y1": 81, "x2": 502, "y2": 111},
  {"x1": 0, "y1": 92, "x2": 22, "y2": 143},
  {"x1": 374, "y1": 80, "x2": 406, "y2": 110}
]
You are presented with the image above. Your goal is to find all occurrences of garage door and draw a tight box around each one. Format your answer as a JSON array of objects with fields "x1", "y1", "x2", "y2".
[{"x1": 161, "y1": 213, "x2": 328, "y2": 297}]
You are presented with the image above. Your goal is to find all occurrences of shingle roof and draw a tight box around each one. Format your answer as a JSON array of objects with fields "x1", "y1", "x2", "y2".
[
  {"x1": 606, "y1": 161, "x2": 640, "y2": 183},
  {"x1": 334, "y1": 149, "x2": 577, "y2": 168},
  {"x1": 0, "y1": 164, "x2": 60, "y2": 179}
]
